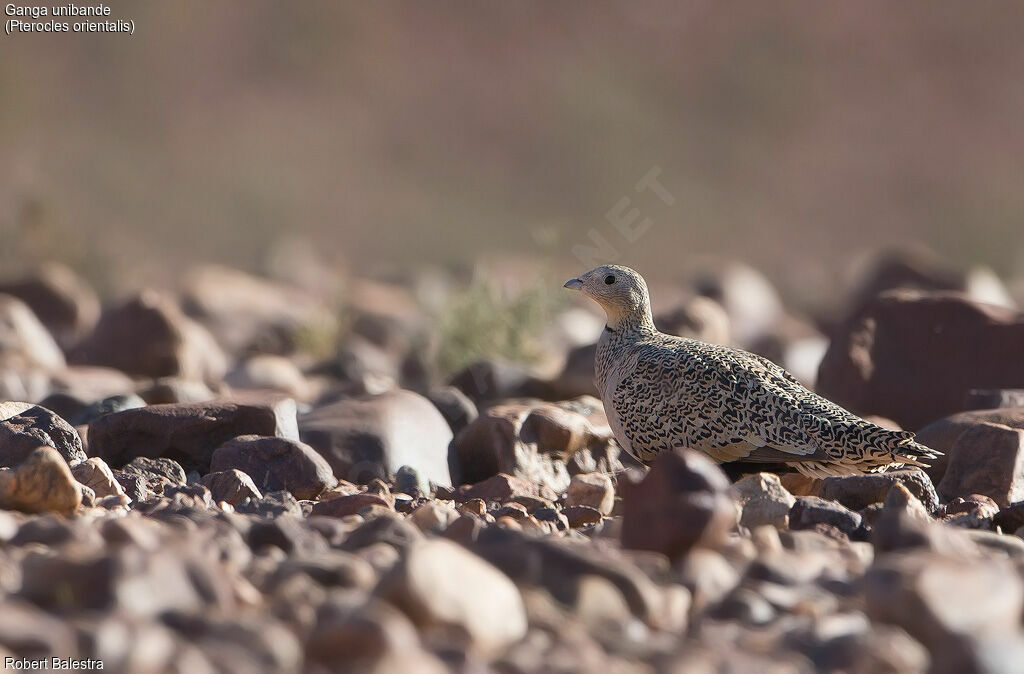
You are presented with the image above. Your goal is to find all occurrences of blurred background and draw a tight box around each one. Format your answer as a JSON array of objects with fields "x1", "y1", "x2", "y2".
[{"x1": 3, "y1": 1, "x2": 1024, "y2": 299}]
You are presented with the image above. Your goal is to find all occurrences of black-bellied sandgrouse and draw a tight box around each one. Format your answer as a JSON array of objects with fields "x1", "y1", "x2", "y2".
[{"x1": 564, "y1": 265, "x2": 940, "y2": 478}]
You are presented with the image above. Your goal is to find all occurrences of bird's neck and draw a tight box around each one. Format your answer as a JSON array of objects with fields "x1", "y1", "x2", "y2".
[
  {"x1": 596, "y1": 309, "x2": 656, "y2": 391},
  {"x1": 605, "y1": 306, "x2": 656, "y2": 335}
]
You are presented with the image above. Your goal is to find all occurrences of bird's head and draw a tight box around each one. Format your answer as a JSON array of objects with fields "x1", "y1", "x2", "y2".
[{"x1": 564, "y1": 265, "x2": 654, "y2": 330}]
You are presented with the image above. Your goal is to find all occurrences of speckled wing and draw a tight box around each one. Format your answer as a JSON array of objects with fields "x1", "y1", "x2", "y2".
[{"x1": 609, "y1": 336, "x2": 887, "y2": 467}]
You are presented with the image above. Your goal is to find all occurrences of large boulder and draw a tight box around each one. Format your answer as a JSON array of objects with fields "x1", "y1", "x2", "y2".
[
  {"x1": 0, "y1": 294, "x2": 65, "y2": 371},
  {"x1": 0, "y1": 262, "x2": 100, "y2": 349},
  {"x1": 451, "y1": 396, "x2": 612, "y2": 495},
  {"x1": 68, "y1": 290, "x2": 227, "y2": 382},
  {"x1": 818, "y1": 290, "x2": 1024, "y2": 429},
  {"x1": 299, "y1": 389, "x2": 452, "y2": 488},
  {"x1": 210, "y1": 435, "x2": 336, "y2": 500},
  {"x1": 0, "y1": 401, "x2": 85, "y2": 468},
  {"x1": 88, "y1": 398, "x2": 298, "y2": 472},
  {"x1": 620, "y1": 449, "x2": 736, "y2": 560}
]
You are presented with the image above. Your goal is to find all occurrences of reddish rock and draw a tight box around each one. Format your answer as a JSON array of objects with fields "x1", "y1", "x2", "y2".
[
  {"x1": 0, "y1": 262, "x2": 100, "y2": 349},
  {"x1": 818, "y1": 290, "x2": 1024, "y2": 430},
  {"x1": 620, "y1": 449, "x2": 736, "y2": 560},
  {"x1": 936, "y1": 421, "x2": 1024, "y2": 507},
  {"x1": 916, "y1": 408, "x2": 1024, "y2": 485},
  {"x1": 566, "y1": 472, "x2": 615, "y2": 515},
  {"x1": 454, "y1": 473, "x2": 556, "y2": 503},
  {"x1": 452, "y1": 397, "x2": 612, "y2": 495},
  {"x1": 68, "y1": 290, "x2": 227, "y2": 381},
  {"x1": 88, "y1": 399, "x2": 298, "y2": 472},
  {"x1": 210, "y1": 435, "x2": 336, "y2": 500},
  {"x1": 311, "y1": 493, "x2": 391, "y2": 518}
]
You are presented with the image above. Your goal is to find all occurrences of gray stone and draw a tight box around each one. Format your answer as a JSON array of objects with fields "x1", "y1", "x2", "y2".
[
  {"x1": 0, "y1": 401, "x2": 85, "y2": 468},
  {"x1": 300, "y1": 389, "x2": 452, "y2": 487}
]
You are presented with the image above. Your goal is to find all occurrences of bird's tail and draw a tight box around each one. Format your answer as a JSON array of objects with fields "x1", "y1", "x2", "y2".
[{"x1": 891, "y1": 437, "x2": 943, "y2": 468}]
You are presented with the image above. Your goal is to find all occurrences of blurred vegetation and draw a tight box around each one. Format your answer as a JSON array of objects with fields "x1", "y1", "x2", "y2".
[{"x1": 434, "y1": 277, "x2": 562, "y2": 377}]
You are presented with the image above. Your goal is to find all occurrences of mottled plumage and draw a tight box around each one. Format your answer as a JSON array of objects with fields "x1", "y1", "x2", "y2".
[{"x1": 564, "y1": 265, "x2": 940, "y2": 477}]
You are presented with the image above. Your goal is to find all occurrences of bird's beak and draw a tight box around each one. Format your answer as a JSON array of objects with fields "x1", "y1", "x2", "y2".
[{"x1": 563, "y1": 278, "x2": 583, "y2": 290}]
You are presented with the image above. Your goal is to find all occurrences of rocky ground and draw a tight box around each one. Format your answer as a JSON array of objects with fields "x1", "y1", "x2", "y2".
[{"x1": 1, "y1": 252, "x2": 1024, "y2": 673}]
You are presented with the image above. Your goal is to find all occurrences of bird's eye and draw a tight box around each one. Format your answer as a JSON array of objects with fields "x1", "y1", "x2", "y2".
[{"x1": 604, "y1": 274, "x2": 616, "y2": 285}]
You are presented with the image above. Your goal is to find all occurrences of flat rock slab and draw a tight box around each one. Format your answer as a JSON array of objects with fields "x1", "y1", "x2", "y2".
[
  {"x1": 88, "y1": 399, "x2": 298, "y2": 473},
  {"x1": 0, "y1": 402, "x2": 85, "y2": 468}
]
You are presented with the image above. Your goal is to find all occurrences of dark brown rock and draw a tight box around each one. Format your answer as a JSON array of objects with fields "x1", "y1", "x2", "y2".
[
  {"x1": 451, "y1": 397, "x2": 612, "y2": 495},
  {"x1": 916, "y1": 408, "x2": 1024, "y2": 485},
  {"x1": 0, "y1": 402, "x2": 85, "y2": 468},
  {"x1": 88, "y1": 399, "x2": 298, "y2": 472},
  {"x1": 620, "y1": 448, "x2": 736, "y2": 560},
  {"x1": 936, "y1": 421, "x2": 1024, "y2": 507},
  {"x1": 820, "y1": 470, "x2": 939, "y2": 512},
  {"x1": 964, "y1": 389, "x2": 1024, "y2": 411},
  {"x1": 68, "y1": 290, "x2": 227, "y2": 381},
  {"x1": 0, "y1": 262, "x2": 100, "y2": 349},
  {"x1": 299, "y1": 389, "x2": 452, "y2": 488},
  {"x1": 426, "y1": 385, "x2": 478, "y2": 435},
  {"x1": 818, "y1": 290, "x2": 1024, "y2": 430},
  {"x1": 789, "y1": 497, "x2": 863, "y2": 536},
  {"x1": 562, "y1": 505, "x2": 603, "y2": 528},
  {"x1": 210, "y1": 435, "x2": 336, "y2": 500},
  {"x1": 941, "y1": 494, "x2": 999, "y2": 529},
  {"x1": 201, "y1": 469, "x2": 263, "y2": 506},
  {"x1": 455, "y1": 473, "x2": 556, "y2": 503}
]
